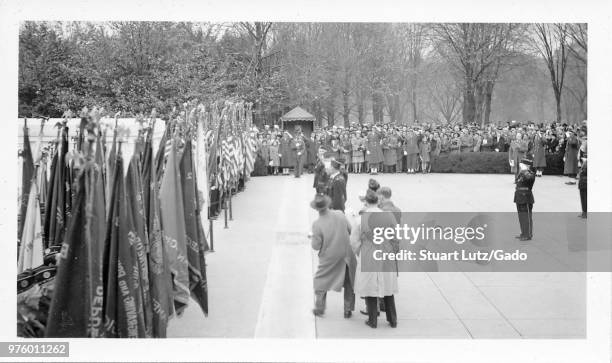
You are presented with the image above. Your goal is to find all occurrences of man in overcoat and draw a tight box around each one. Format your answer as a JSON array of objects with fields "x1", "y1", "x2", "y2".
[
  {"x1": 403, "y1": 130, "x2": 419, "y2": 173},
  {"x1": 310, "y1": 194, "x2": 357, "y2": 318}
]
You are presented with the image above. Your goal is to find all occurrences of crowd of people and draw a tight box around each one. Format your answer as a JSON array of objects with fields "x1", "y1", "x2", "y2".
[{"x1": 252, "y1": 121, "x2": 587, "y2": 179}]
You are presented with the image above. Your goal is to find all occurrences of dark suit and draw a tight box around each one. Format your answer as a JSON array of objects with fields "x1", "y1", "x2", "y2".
[
  {"x1": 313, "y1": 161, "x2": 328, "y2": 194},
  {"x1": 514, "y1": 170, "x2": 535, "y2": 238},
  {"x1": 327, "y1": 172, "x2": 347, "y2": 212},
  {"x1": 292, "y1": 136, "x2": 307, "y2": 177},
  {"x1": 578, "y1": 160, "x2": 587, "y2": 214},
  {"x1": 493, "y1": 136, "x2": 507, "y2": 152}
]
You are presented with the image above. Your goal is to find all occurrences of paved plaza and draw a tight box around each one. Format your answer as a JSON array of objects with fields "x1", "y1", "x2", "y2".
[{"x1": 167, "y1": 173, "x2": 586, "y2": 339}]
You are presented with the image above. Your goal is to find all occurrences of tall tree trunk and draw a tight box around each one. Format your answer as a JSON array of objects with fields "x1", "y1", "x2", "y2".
[
  {"x1": 385, "y1": 93, "x2": 399, "y2": 124},
  {"x1": 342, "y1": 90, "x2": 350, "y2": 127},
  {"x1": 474, "y1": 82, "x2": 485, "y2": 126},
  {"x1": 554, "y1": 89, "x2": 562, "y2": 123},
  {"x1": 394, "y1": 93, "x2": 401, "y2": 124},
  {"x1": 462, "y1": 81, "x2": 475, "y2": 124},
  {"x1": 357, "y1": 92, "x2": 365, "y2": 124},
  {"x1": 326, "y1": 97, "x2": 335, "y2": 127},
  {"x1": 483, "y1": 81, "x2": 495, "y2": 126},
  {"x1": 312, "y1": 99, "x2": 323, "y2": 128},
  {"x1": 372, "y1": 93, "x2": 379, "y2": 124},
  {"x1": 411, "y1": 75, "x2": 418, "y2": 123}
]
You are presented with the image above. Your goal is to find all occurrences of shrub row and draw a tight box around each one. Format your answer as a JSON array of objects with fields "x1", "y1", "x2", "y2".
[{"x1": 431, "y1": 152, "x2": 565, "y2": 175}]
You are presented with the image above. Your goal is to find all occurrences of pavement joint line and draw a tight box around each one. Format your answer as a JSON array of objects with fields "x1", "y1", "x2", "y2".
[
  {"x1": 462, "y1": 272, "x2": 525, "y2": 338},
  {"x1": 425, "y1": 272, "x2": 474, "y2": 339}
]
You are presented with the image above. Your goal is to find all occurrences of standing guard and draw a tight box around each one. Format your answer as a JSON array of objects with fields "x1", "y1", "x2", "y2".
[{"x1": 514, "y1": 158, "x2": 535, "y2": 241}]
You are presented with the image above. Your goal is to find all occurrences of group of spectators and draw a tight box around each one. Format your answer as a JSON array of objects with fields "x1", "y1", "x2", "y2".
[{"x1": 252, "y1": 120, "x2": 587, "y2": 178}]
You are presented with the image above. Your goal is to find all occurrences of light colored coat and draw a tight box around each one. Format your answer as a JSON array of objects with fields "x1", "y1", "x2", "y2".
[
  {"x1": 269, "y1": 142, "x2": 280, "y2": 167},
  {"x1": 311, "y1": 210, "x2": 357, "y2": 292},
  {"x1": 349, "y1": 206, "x2": 399, "y2": 298}
]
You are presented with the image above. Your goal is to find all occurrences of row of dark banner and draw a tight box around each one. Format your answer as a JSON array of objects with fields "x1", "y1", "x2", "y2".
[{"x1": 17, "y1": 102, "x2": 257, "y2": 338}]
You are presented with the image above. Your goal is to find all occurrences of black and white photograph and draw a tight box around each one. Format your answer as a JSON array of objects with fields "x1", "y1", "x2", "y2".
[{"x1": 3, "y1": 0, "x2": 612, "y2": 362}]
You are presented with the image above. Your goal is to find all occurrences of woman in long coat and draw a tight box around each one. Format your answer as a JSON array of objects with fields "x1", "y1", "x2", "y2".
[
  {"x1": 269, "y1": 136, "x2": 281, "y2": 175},
  {"x1": 564, "y1": 131, "x2": 579, "y2": 177},
  {"x1": 279, "y1": 132, "x2": 293, "y2": 175},
  {"x1": 351, "y1": 133, "x2": 365, "y2": 174},
  {"x1": 533, "y1": 130, "x2": 547, "y2": 177},
  {"x1": 252, "y1": 138, "x2": 269, "y2": 176},
  {"x1": 349, "y1": 190, "x2": 398, "y2": 328},
  {"x1": 339, "y1": 132, "x2": 352, "y2": 171},
  {"x1": 395, "y1": 133, "x2": 404, "y2": 173},
  {"x1": 365, "y1": 130, "x2": 383, "y2": 174},
  {"x1": 419, "y1": 137, "x2": 431, "y2": 173}
]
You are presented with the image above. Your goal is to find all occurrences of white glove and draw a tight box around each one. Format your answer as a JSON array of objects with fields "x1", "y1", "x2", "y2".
[{"x1": 366, "y1": 150, "x2": 371, "y2": 155}]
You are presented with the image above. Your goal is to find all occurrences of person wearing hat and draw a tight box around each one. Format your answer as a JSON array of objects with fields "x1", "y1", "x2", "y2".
[
  {"x1": 291, "y1": 128, "x2": 307, "y2": 178},
  {"x1": 404, "y1": 129, "x2": 420, "y2": 173},
  {"x1": 460, "y1": 128, "x2": 474, "y2": 153},
  {"x1": 306, "y1": 132, "x2": 319, "y2": 173},
  {"x1": 350, "y1": 190, "x2": 399, "y2": 328},
  {"x1": 313, "y1": 148, "x2": 331, "y2": 194},
  {"x1": 378, "y1": 186, "x2": 401, "y2": 224},
  {"x1": 365, "y1": 129, "x2": 383, "y2": 174},
  {"x1": 326, "y1": 156, "x2": 347, "y2": 212},
  {"x1": 350, "y1": 131, "x2": 365, "y2": 174},
  {"x1": 514, "y1": 158, "x2": 536, "y2": 241},
  {"x1": 577, "y1": 148, "x2": 587, "y2": 218},
  {"x1": 279, "y1": 131, "x2": 293, "y2": 176},
  {"x1": 509, "y1": 132, "x2": 528, "y2": 180},
  {"x1": 563, "y1": 130, "x2": 580, "y2": 184},
  {"x1": 269, "y1": 135, "x2": 281, "y2": 175},
  {"x1": 310, "y1": 194, "x2": 357, "y2": 318},
  {"x1": 532, "y1": 128, "x2": 547, "y2": 177}
]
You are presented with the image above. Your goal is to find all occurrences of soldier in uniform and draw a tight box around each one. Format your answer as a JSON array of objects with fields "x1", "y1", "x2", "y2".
[
  {"x1": 577, "y1": 150, "x2": 587, "y2": 219},
  {"x1": 514, "y1": 158, "x2": 536, "y2": 241},
  {"x1": 325, "y1": 157, "x2": 347, "y2": 213},
  {"x1": 292, "y1": 128, "x2": 307, "y2": 178}
]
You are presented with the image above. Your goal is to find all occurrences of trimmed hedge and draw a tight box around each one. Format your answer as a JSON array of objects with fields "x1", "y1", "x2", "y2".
[
  {"x1": 431, "y1": 152, "x2": 565, "y2": 175},
  {"x1": 432, "y1": 152, "x2": 510, "y2": 174},
  {"x1": 543, "y1": 153, "x2": 564, "y2": 175}
]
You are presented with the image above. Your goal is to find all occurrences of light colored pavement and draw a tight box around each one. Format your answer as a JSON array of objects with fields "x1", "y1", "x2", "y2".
[{"x1": 167, "y1": 173, "x2": 586, "y2": 339}]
